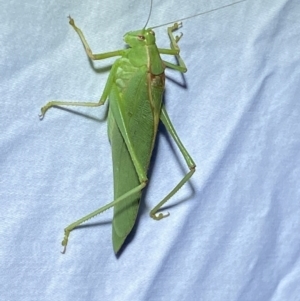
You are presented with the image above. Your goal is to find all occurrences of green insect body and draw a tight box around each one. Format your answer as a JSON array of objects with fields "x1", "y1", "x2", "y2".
[
  {"x1": 40, "y1": 17, "x2": 195, "y2": 253},
  {"x1": 109, "y1": 29, "x2": 165, "y2": 252}
]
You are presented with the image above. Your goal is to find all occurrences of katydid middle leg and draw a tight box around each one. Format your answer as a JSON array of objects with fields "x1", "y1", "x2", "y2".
[{"x1": 150, "y1": 105, "x2": 196, "y2": 220}]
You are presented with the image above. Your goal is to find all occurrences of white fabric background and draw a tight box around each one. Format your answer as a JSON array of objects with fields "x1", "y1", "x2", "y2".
[{"x1": 1, "y1": 0, "x2": 300, "y2": 300}]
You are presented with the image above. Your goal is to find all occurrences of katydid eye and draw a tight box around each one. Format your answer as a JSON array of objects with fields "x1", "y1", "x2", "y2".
[
  {"x1": 149, "y1": 30, "x2": 155, "y2": 36},
  {"x1": 138, "y1": 35, "x2": 145, "y2": 40}
]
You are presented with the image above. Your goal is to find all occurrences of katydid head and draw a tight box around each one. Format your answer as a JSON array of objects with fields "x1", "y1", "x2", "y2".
[
  {"x1": 123, "y1": 28, "x2": 156, "y2": 47},
  {"x1": 123, "y1": 0, "x2": 155, "y2": 48}
]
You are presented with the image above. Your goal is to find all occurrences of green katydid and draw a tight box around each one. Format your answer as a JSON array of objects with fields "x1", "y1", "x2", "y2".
[{"x1": 40, "y1": 0, "x2": 246, "y2": 253}]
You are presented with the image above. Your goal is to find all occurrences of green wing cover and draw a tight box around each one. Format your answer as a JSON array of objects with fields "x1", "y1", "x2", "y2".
[
  {"x1": 108, "y1": 109, "x2": 141, "y2": 253},
  {"x1": 108, "y1": 57, "x2": 164, "y2": 253}
]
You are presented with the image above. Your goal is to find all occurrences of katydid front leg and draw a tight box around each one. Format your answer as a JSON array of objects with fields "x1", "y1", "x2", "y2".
[
  {"x1": 39, "y1": 17, "x2": 123, "y2": 119},
  {"x1": 68, "y1": 16, "x2": 123, "y2": 61},
  {"x1": 158, "y1": 23, "x2": 187, "y2": 73}
]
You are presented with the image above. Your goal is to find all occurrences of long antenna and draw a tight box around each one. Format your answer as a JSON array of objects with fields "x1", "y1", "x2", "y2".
[
  {"x1": 144, "y1": 0, "x2": 153, "y2": 29},
  {"x1": 150, "y1": 0, "x2": 246, "y2": 29}
]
